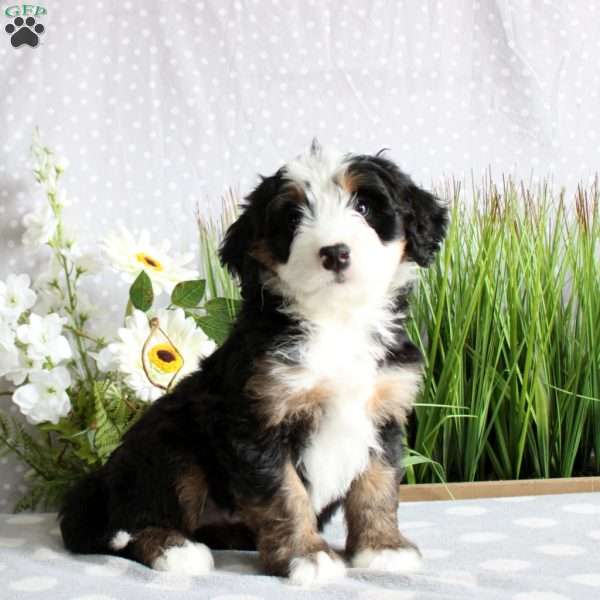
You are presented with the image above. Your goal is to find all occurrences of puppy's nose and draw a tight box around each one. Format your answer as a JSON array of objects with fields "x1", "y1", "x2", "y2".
[{"x1": 319, "y1": 243, "x2": 351, "y2": 272}]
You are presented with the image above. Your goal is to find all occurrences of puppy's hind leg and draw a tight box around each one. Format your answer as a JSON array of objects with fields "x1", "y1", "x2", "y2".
[{"x1": 125, "y1": 527, "x2": 214, "y2": 576}]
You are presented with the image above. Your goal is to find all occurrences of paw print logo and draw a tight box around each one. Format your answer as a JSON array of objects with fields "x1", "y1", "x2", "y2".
[{"x1": 5, "y1": 16, "x2": 45, "y2": 48}]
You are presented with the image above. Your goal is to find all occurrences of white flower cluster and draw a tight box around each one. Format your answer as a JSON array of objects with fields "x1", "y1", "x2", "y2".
[
  {"x1": 0, "y1": 131, "x2": 218, "y2": 434},
  {"x1": 0, "y1": 274, "x2": 73, "y2": 424}
]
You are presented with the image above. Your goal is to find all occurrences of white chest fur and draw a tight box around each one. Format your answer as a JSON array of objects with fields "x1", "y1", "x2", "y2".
[{"x1": 295, "y1": 321, "x2": 382, "y2": 513}]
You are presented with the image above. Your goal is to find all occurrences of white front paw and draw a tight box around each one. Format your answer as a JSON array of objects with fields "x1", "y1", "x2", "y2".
[
  {"x1": 289, "y1": 551, "x2": 346, "y2": 586},
  {"x1": 152, "y1": 540, "x2": 214, "y2": 576},
  {"x1": 352, "y1": 547, "x2": 422, "y2": 573}
]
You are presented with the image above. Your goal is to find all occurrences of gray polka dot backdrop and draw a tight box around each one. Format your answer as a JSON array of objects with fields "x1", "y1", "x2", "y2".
[{"x1": 0, "y1": 1, "x2": 599, "y2": 506}]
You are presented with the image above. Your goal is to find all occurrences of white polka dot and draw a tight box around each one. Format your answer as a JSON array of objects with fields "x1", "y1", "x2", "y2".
[
  {"x1": 400, "y1": 521, "x2": 434, "y2": 530},
  {"x1": 588, "y1": 530, "x2": 600, "y2": 540},
  {"x1": 568, "y1": 574, "x2": 600, "y2": 587},
  {"x1": 460, "y1": 531, "x2": 507, "y2": 543},
  {"x1": 480, "y1": 559, "x2": 531, "y2": 573},
  {"x1": 32, "y1": 546, "x2": 64, "y2": 560},
  {"x1": 535, "y1": 544, "x2": 585, "y2": 557},
  {"x1": 513, "y1": 593, "x2": 571, "y2": 600},
  {"x1": 145, "y1": 573, "x2": 192, "y2": 591},
  {"x1": 209, "y1": 596, "x2": 266, "y2": 600},
  {"x1": 562, "y1": 503, "x2": 600, "y2": 515},
  {"x1": 421, "y1": 548, "x2": 452, "y2": 559},
  {"x1": 0, "y1": 536, "x2": 25, "y2": 548},
  {"x1": 10, "y1": 577, "x2": 58, "y2": 592},
  {"x1": 69, "y1": 596, "x2": 119, "y2": 600},
  {"x1": 359, "y1": 591, "x2": 416, "y2": 600},
  {"x1": 446, "y1": 505, "x2": 488, "y2": 516},
  {"x1": 84, "y1": 560, "x2": 127, "y2": 577},
  {"x1": 439, "y1": 569, "x2": 478, "y2": 588},
  {"x1": 513, "y1": 518, "x2": 557, "y2": 529}
]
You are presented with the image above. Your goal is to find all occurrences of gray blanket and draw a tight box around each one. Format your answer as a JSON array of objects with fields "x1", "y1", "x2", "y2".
[{"x1": 1, "y1": 492, "x2": 598, "y2": 599}]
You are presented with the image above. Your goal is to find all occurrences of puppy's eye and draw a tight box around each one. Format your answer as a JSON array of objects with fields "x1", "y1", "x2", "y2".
[{"x1": 355, "y1": 198, "x2": 370, "y2": 217}]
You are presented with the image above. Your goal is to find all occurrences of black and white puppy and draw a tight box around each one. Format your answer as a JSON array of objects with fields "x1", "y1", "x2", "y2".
[{"x1": 60, "y1": 142, "x2": 448, "y2": 585}]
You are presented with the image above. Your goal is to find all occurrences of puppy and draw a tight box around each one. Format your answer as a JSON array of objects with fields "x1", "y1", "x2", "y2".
[{"x1": 60, "y1": 142, "x2": 448, "y2": 585}]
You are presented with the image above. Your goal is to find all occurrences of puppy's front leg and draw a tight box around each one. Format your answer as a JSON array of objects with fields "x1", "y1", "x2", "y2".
[
  {"x1": 345, "y1": 456, "x2": 422, "y2": 573},
  {"x1": 242, "y1": 462, "x2": 345, "y2": 585}
]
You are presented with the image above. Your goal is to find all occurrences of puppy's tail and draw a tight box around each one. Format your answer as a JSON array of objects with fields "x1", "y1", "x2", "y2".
[{"x1": 59, "y1": 470, "x2": 113, "y2": 554}]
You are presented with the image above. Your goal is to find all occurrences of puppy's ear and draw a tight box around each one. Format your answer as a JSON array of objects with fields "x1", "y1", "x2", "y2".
[
  {"x1": 364, "y1": 154, "x2": 449, "y2": 266},
  {"x1": 219, "y1": 208, "x2": 255, "y2": 279},
  {"x1": 403, "y1": 185, "x2": 448, "y2": 267}
]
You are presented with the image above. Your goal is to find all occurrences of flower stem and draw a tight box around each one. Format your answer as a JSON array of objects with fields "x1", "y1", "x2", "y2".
[
  {"x1": 63, "y1": 325, "x2": 102, "y2": 344},
  {"x1": 58, "y1": 251, "x2": 95, "y2": 387}
]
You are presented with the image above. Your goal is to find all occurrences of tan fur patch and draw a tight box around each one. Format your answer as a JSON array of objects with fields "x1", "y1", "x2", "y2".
[
  {"x1": 249, "y1": 239, "x2": 278, "y2": 271},
  {"x1": 337, "y1": 168, "x2": 365, "y2": 195},
  {"x1": 368, "y1": 366, "x2": 422, "y2": 426},
  {"x1": 127, "y1": 527, "x2": 186, "y2": 567},
  {"x1": 240, "y1": 462, "x2": 332, "y2": 576},
  {"x1": 175, "y1": 466, "x2": 208, "y2": 533},
  {"x1": 344, "y1": 457, "x2": 417, "y2": 555},
  {"x1": 246, "y1": 359, "x2": 330, "y2": 428},
  {"x1": 397, "y1": 239, "x2": 407, "y2": 262}
]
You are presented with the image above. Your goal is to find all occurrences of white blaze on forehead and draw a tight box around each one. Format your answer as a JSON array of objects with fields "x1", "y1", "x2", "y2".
[
  {"x1": 283, "y1": 147, "x2": 359, "y2": 252},
  {"x1": 284, "y1": 145, "x2": 348, "y2": 197}
]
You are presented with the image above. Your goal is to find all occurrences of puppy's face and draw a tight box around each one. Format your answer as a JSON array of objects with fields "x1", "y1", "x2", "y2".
[{"x1": 221, "y1": 143, "x2": 448, "y2": 316}]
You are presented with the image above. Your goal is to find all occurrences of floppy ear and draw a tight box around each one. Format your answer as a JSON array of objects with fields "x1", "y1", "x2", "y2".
[
  {"x1": 403, "y1": 185, "x2": 448, "y2": 267},
  {"x1": 219, "y1": 208, "x2": 255, "y2": 279},
  {"x1": 364, "y1": 154, "x2": 449, "y2": 267}
]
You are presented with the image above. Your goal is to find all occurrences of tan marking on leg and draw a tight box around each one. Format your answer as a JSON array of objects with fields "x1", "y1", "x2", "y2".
[
  {"x1": 175, "y1": 465, "x2": 208, "y2": 534},
  {"x1": 127, "y1": 527, "x2": 187, "y2": 567},
  {"x1": 240, "y1": 462, "x2": 334, "y2": 576},
  {"x1": 368, "y1": 366, "x2": 422, "y2": 426},
  {"x1": 344, "y1": 457, "x2": 418, "y2": 556}
]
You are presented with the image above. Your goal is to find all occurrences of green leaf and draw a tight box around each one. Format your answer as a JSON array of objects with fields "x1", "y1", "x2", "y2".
[
  {"x1": 92, "y1": 384, "x2": 123, "y2": 463},
  {"x1": 171, "y1": 280, "x2": 206, "y2": 308},
  {"x1": 208, "y1": 297, "x2": 241, "y2": 320},
  {"x1": 195, "y1": 315, "x2": 230, "y2": 346},
  {"x1": 195, "y1": 297, "x2": 238, "y2": 345},
  {"x1": 129, "y1": 271, "x2": 153, "y2": 312}
]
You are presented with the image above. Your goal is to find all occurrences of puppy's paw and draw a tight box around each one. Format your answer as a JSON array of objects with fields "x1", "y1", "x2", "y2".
[
  {"x1": 289, "y1": 550, "x2": 346, "y2": 586},
  {"x1": 351, "y1": 547, "x2": 422, "y2": 573},
  {"x1": 152, "y1": 540, "x2": 214, "y2": 576}
]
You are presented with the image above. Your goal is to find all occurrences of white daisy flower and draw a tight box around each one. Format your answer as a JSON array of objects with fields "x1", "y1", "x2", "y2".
[
  {"x1": 110, "y1": 308, "x2": 216, "y2": 402},
  {"x1": 16, "y1": 313, "x2": 73, "y2": 365},
  {"x1": 22, "y1": 203, "x2": 58, "y2": 247},
  {"x1": 0, "y1": 274, "x2": 37, "y2": 321},
  {"x1": 102, "y1": 226, "x2": 198, "y2": 295},
  {"x1": 12, "y1": 366, "x2": 72, "y2": 425}
]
